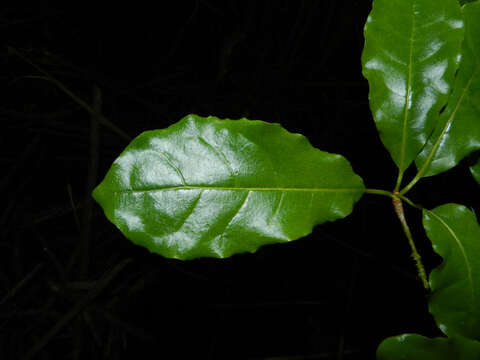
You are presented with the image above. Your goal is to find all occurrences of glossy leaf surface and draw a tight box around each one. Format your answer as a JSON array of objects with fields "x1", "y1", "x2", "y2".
[
  {"x1": 416, "y1": 2, "x2": 480, "y2": 177},
  {"x1": 423, "y1": 204, "x2": 480, "y2": 339},
  {"x1": 362, "y1": 0, "x2": 464, "y2": 172},
  {"x1": 377, "y1": 334, "x2": 480, "y2": 360},
  {"x1": 93, "y1": 115, "x2": 365, "y2": 260}
]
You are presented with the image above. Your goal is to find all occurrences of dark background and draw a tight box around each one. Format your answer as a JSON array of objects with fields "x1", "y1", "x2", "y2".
[{"x1": 1, "y1": 1, "x2": 478, "y2": 359}]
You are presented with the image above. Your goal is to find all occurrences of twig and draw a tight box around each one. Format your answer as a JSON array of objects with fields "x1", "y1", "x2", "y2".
[
  {"x1": 7, "y1": 46, "x2": 132, "y2": 142},
  {"x1": 23, "y1": 258, "x2": 133, "y2": 360},
  {"x1": 392, "y1": 192, "x2": 429, "y2": 290},
  {"x1": 78, "y1": 84, "x2": 101, "y2": 279},
  {"x1": 0, "y1": 263, "x2": 44, "y2": 306},
  {"x1": 0, "y1": 135, "x2": 41, "y2": 191},
  {"x1": 67, "y1": 184, "x2": 81, "y2": 232}
]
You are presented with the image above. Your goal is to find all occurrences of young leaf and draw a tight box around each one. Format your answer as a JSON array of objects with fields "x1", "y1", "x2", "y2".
[
  {"x1": 377, "y1": 334, "x2": 480, "y2": 360},
  {"x1": 93, "y1": 115, "x2": 365, "y2": 260},
  {"x1": 415, "y1": 2, "x2": 480, "y2": 177},
  {"x1": 423, "y1": 204, "x2": 480, "y2": 339},
  {"x1": 362, "y1": 0, "x2": 464, "y2": 173}
]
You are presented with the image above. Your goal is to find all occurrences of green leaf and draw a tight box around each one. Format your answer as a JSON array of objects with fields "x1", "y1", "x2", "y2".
[
  {"x1": 362, "y1": 0, "x2": 464, "y2": 172},
  {"x1": 423, "y1": 204, "x2": 480, "y2": 339},
  {"x1": 377, "y1": 334, "x2": 480, "y2": 360},
  {"x1": 416, "y1": 2, "x2": 480, "y2": 177},
  {"x1": 93, "y1": 115, "x2": 365, "y2": 260}
]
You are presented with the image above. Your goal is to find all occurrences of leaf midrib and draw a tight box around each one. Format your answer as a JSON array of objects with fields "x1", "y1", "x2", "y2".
[
  {"x1": 423, "y1": 63, "x2": 480, "y2": 171},
  {"x1": 114, "y1": 185, "x2": 365, "y2": 194},
  {"x1": 399, "y1": 0, "x2": 417, "y2": 172}
]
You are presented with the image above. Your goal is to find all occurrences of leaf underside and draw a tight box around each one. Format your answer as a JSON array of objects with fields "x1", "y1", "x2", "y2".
[
  {"x1": 93, "y1": 115, "x2": 365, "y2": 260},
  {"x1": 416, "y1": 2, "x2": 480, "y2": 177},
  {"x1": 362, "y1": 0, "x2": 464, "y2": 172},
  {"x1": 423, "y1": 204, "x2": 480, "y2": 340}
]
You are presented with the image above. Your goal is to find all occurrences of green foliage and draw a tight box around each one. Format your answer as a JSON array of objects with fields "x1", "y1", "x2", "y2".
[
  {"x1": 361, "y1": 0, "x2": 464, "y2": 174},
  {"x1": 93, "y1": 0, "x2": 480, "y2": 358},
  {"x1": 377, "y1": 334, "x2": 480, "y2": 360},
  {"x1": 92, "y1": 115, "x2": 364, "y2": 259},
  {"x1": 373, "y1": 2, "x2": 480, "y2": 358},
  {"x1": 415, "y1": 2, "x2": 480, "y2": 177},
  {"x1": 423, "y1": 204, "x2": 480, "y2": 339}
]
